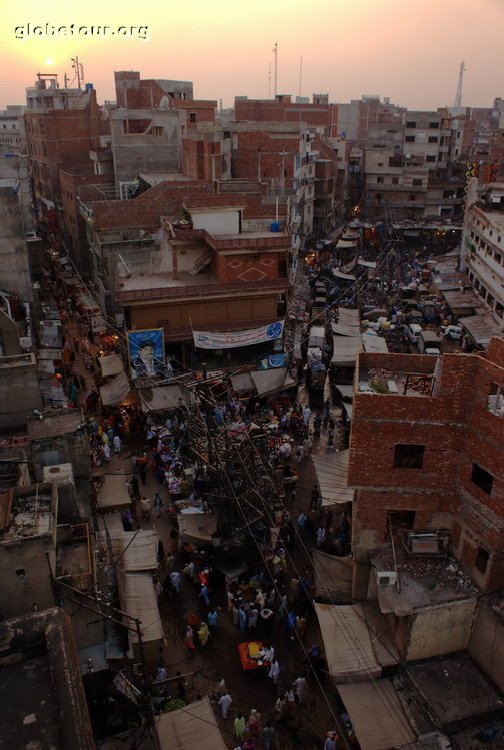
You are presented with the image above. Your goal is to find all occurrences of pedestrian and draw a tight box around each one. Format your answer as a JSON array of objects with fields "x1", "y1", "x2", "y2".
[
  {"x1": 239, "y1": 605, "x2": 247, "y2": 632},
  {"x1": 156, "y1": 665, "x2": 167, "y2": 681},
  {"x1": 268, "y1": 658, "x2": 280, "y2": 685},
  {"x1": 324, "y1": 398, "x2": 331, "y2": 418},
  {"x1": 248, "y1": 607, "x2": 258, "y2": 630},
  {"x1": 260, "y1": 607, "x2": 274, "y2": 638},
  {"x1": 199, "y1": 583, "x2": 210, "y2": 607},
  {"x1": 218, "y1": 692, "x2": 232, "y2": 719},
  {"x1": 208, "y1": 608, "x2": 218, "y2": 632},
  {"x1": 326, "y1": 433, "x2": 336, "y2": 453},
  {"x1": 316, "y1": 526, "x2": 326, "y2": 547},
  {"x1": 296, "y1": 614, "x2": 307, "y2": 639},
  {"x1": 232, "y1": 603, "x2": 240, "y2": 628},
  {"x1": 234, "y1": 713, "x2": 246, "y2": 740},
  {"x1": 185, "y1": 625, "x2": 195, "y2": 651},
  {"x1": 197, "y1": 621, "x2": 210, "y2": 646},
  {"x1": 324, "y1": 731, "x2": 338, "y2": 750},
  {"x1": 154, "y1": 580, "x2": 164, "y2": 602},
  {"x1": 101, "y1": 443, "x2": 111, "y2": 463},
  {"x1": 310, "y1": 484, "x2": 321, "y2": 511},
  {"x1": 246, "y1": 708, "x2": 262, "y2": 735},
  {"x1": 292, "y1": 673, "x2": 307, "y2": 703},
  {"x1": 215, "y1": 677, "x2": 226, "y2": 698},
  {"x1": 295, "y1": 443, "x2": 305, "y2": 464},
  {"x1": 154, "y1": 493, "x2": 163, "y2": 518},
  {"x1": 302, "y1": 405, "x2": 311, "y2": 428},
  {"x1": 262, "y1": 721, "x2": 276, "y2": 750},
  {"x1": 113, "y1": 434, "x2": 121, "y2": 455},
  {"x1": 170, "y1": 570, "x2": 181, "y2": 594}
]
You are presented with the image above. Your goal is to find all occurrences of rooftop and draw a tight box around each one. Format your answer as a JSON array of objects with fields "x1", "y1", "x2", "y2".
[
  {"x1": 0, "y1": 484, "x2": 56, "y2": 542},
  {"x1": 358, "y1": 365, "x2": 435, "y2": 397},
  {"x1": 27, "y1": 410, "x2": 85, "y2": 440}
]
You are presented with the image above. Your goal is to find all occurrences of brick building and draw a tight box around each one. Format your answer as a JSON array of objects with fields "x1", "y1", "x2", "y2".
[{"x1": 348, "y1": 340, "x2": 504, "y2": 596}]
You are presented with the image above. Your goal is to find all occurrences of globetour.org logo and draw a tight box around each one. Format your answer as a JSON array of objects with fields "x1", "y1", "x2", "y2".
[{"x1": 14, "y1": 23, "x2": 150, "y2": 41}]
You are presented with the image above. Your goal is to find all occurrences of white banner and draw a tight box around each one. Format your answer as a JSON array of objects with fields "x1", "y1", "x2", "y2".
[{"x1": 193, "y1": 321, "x2": 284, "y2": 350}]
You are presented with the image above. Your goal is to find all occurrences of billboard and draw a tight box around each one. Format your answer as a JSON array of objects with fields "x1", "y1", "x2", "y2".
[
  {"x1": 192, "y1": 321, "x2": 284, "y2": 350},
  {"x1": 127, "y1": 328, "x2": 165, "y2": 380}
]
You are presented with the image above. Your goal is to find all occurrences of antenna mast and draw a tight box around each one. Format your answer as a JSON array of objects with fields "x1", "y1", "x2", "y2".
[
  {"x1": 299, "y1": 56, "x2": 303, "y2": 98},
  {"x1": 454, "y1": 61, "x2": 466, "y2": 108},
  {"x1": 268, "y1": 62, "x2": 271, "y2": 99},
  {"x1": 273, "y1": 42, "x2": 278, "y2": 98},
  {"x1": 71, "y1": 56, "x2": 84, "y2": 90}
]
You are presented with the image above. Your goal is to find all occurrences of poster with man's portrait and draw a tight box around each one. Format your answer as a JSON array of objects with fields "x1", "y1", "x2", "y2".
[{"x1": 127, "y1": 329, "x2": 166, "y2": 380}]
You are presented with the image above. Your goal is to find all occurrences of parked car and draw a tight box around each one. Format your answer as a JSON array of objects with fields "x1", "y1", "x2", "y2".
[
  {"x1": 406, "y1": 323, "x2": 423, "y2": 344},
  {"x1": 443, "y1": 325, "x2": 464, "y2": 341}
]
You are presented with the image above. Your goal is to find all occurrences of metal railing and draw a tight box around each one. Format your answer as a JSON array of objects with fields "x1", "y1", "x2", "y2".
[{"x1": 116, "y1": 276, "x2": 289, "y2": 302}]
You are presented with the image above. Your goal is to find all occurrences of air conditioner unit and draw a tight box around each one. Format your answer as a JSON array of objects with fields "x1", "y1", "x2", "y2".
[{"x1": 376, "y1": 571, "x2": 397, "y2": 587}]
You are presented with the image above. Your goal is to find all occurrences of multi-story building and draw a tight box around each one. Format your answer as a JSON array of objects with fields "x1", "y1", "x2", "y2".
[
  {"x1": 0, "y1": 105, "x2": 26, "y2": 153},
  {"x1": 348, "y1": 339, "x2": 504, "y2": 597},
  {"x1": 24, "y1": 73, "x2": 104, "y2": 243},
  {"x1": 461, "y1": 180, "x2": 504, "y2": 326}
]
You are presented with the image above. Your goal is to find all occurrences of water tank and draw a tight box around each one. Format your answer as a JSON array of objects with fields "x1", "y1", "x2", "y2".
[
  {"x1": 85, "y1": 83, "x2": 94, "y2": 92},
  {"x1": 270, "y1": 221, "x2": 280, "y2": 232}
]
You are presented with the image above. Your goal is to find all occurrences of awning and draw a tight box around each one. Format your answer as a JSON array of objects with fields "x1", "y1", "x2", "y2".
[
  {"x1": 332, "y1": 323, "x2": 360, "y2": 337},
  {"x1": 311, "y1": 449, "x2": 355, "y2": 506},
  {"x1": 139, "y1": 383, "x2": 189, "y2": 412},
  {"x1": 342, "y1": 402, "x2": 353, "y2": 421},
  {"x1": 314, "y1": 602, "x2": 381, "y2": 681},
  {"x1": 336, "y1": 239, "x2": 358, "y2": 248},
  {"x1": 337, "y1": 680, "x2": 416, "y2": 750},
  {"x1": 156, "y1": 697, "x2": 227, "y2": 750},
  {"x1": 357, "y1": 260, "x2": 377, "y2": 269},
  {"x1": 362, "y1": 333, "x2": 389, "y2": 353},
  {"x1": 250, "y1": 367, "x2": 295, "y2": 396},
  {"x1": 99, "y1": 370, "x2": 131, "y2": 406},
  {"x1": 178, "y1": 513, "x2": 217, "y2": 545},
  {"x1": 96, "y1": 473, "x2": 132, "y2": 511},
  {"x1": 312, "y1": 549, "x2": 352, "y2": 603},
  {"x1": 120, "y1": 572, "x2": 164, "y2": 643},
  {"x1": 99, "y1": 353, "x2": 125, "y2": 378},
  {"x1": 333, "y1": 269, "x2": 356, "y2": 281},
  {"x1": 331, "y1": 336, "x2": 362, "y2": 366},
  {"x1": 230, "y1": 372, "x2": 255, "y2": 394},
  {"x1": 103, "y1": 530, "x2": 159, "y2": 571},
  {"x1": 334, "y1": 384, "x2": 354, "y2": 401}
]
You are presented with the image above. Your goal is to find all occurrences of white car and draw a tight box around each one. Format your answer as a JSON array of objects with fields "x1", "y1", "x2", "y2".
[
  {"x1": 443, "y1": 325, "x2": 463, "y2": 341},
  {"x1": 406, "y1": 323, "x2": 423, "y2": 344}
]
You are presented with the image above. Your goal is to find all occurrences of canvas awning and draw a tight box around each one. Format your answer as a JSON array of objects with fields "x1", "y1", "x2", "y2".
[
  {"x1": 311, "y1": 449, "x2": 354, "y2": 506},
  {"x1": 230, "y1": 372, "x2": 255, "y2": 394},
  {"x1": 357, "y1": 259, "x2": 377, "y2": 269},
  {"x1": 250, "y1": 367, "x2": 295, "y2": 396},
  {"x1": 334, "y1": 384, "x2": 354, "y2": 401},
  {"x1": 119, "y1": 572, "x2": 164, "y2": 643},
  {"x1": 99, "y1": 353, "x2": 125, "y2": 378},
  {"x1": 315, "y1": 602, "x2": 381, "y2": 681},
  {"x1": 99, "y1": 370, "x2": 131, "y2": 406},
  {"x1": 96, "y1": 473, "x2": 132, "y2": 511},
  {"x1": 332, "y1": 323, "x2": 361, "y2": 337},
  {"x1": 362, "y1": 333, "x2": 389, "y2": 353},
  {"x1": 458, "y1": 313, "x2": 502, "y2": 349},
  {"x1": 312, "y1": 549, "x2": 352, "y2": 603},
  {"x1": 337, "y1": 680, "x2": 416, "y2": 750},
  {"x1": 139, "y1": 383, "x2": 189, "y2": 412},
  {"x1": 333, "y1": 269, "x2": 356, "y2": 281},
  {"x1": 156, "y1": 697, "x2": 227, "y2": 750},
  {"x1": 178, "y1": 512, "x2": 217, "y2": 545},
  {"x1": 103, "y1": 530, "x2": 159, "y2": 571},
  {"x1": 336, "y1": 238, "x2": 358, "y2": 248},
  {"x1": 331, "y1": 336, "x2": 362, "y2": 366}
]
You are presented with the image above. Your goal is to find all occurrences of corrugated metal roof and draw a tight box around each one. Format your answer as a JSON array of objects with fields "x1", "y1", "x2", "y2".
[{"x1": 337, "y1": 680, "x2": 416, "y2": 750}]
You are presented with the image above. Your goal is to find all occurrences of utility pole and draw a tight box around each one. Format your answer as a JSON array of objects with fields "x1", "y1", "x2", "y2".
[
  {"x1": 272, "y1": 42, "x2": 278, "y2": 99},
  {"x1": 71, "y1": 56, "x2": 84, "y2": 90},
  {"x1": 454, "y1": 61, "x2": 466, "y2": 108},
  {"x1": 268, "y1": 62, "x2": 271, "y2": 99},
  {"x1": 299, "y1": 56, "x2": 303, "y2": 99}
]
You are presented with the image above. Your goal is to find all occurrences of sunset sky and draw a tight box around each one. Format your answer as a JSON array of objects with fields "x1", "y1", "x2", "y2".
[{"x1": 1, "y1": 0, "x2": 503, "y2": 111}]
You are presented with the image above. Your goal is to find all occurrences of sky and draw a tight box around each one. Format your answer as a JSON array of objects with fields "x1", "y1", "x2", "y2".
[{"x1": 1, "y1": 0, "x2": 503, "y2": 111}]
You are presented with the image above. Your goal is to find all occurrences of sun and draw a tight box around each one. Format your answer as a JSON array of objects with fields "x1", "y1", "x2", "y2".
[{"x1": 45, "y1": 58, "x2": 54, "y2": 66}]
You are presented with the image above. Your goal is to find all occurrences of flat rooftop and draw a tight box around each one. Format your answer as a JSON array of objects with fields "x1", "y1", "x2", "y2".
[
  {"x1": 0, "y1": 490, "x2": 54, "y2": 542},
  {"x1": 484, "y1": 211, "x2": 504, "y2": 228},
  {"x1": 358, "y1": 368, "x2": 435, "y2": 397}
]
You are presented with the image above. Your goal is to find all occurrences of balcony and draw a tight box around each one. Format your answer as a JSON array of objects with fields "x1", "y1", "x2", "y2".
[{"x1": 116, "y1": 275, "x2": 290, "y2": 303}]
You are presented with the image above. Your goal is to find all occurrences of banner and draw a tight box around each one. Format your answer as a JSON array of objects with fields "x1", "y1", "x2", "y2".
[
  {"x1": 127, "y1": 328, "x2": 165, "y2": 380},
  {"x1": 193, "y1": 321, "x2": 284, "y2": 350}
]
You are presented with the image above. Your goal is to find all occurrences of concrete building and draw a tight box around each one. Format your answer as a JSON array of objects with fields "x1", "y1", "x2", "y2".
[
  {"x1": 461, "y1": 180, "x2": 504, "y2": 326},
  {"x1": 348, "y1": 339, "x2": 504, "y2": 597},
  {"x1": 0, "y1": 105, "x2": 26, "y2": 153},
  {"x1": 0, "y1": 482, "x2": 58, "y2": 619},
  {"x1": 0, "y1": 607, "x2": 95, "y2": 749}
]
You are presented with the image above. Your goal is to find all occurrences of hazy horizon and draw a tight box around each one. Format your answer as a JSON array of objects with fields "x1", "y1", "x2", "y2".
[{"x1": 1, "y1": 0, "x2": 503, "y2": 112}]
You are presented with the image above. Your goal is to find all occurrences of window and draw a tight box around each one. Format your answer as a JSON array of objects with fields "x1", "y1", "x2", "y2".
[
  {"x1": 471, "y1": 463, "x2": 494, "y2": 495},
  {"x1": 16, "y1": 568, "x2": 25, "y2": 579},
  {"x1": 406, "y1": 121, "x2": 416, "y2": 128},
  {"x1": 475, "y1": 547, "x2": 489, "y2": 574},
  {"x1": 377, "y1": 176, "x2": 384, "y2": 184},
  {"x1": 429, "y1": 122, "x2": 440, "y2": 129},
  {"x1": 375, "y1": 193, "x2": 382, "y2": 202},
  {"x1": 405, "y1": 135, "x2": 415, "y2": 143},
  {"x1": 377, "y1": 162, "x2": 383, "y2": 167},
  {"x1": 426, "y1": 155, "x2": 436, "y2": 162},
  {"x1": 394, "y1": 444, "x2": 425, "y2": 469},
  {"x1": 391, "y1": 177, "x2": 399, "y2": 185},
  {"x1": 189, "y1": 112, "x2": 197, "y2": 123},
  {"x1": 409, "y1": 194, "x2": 416, "y2": 201},
  {"x1": 223, "y1": 130, "x2": 230, "y2": 139},
  {"x1": 428, "y1": 136, "x2": 438, "y2": 143},
  {"x1": 487, "y1": 383, "x2": 504, "y2": 416},
  {"x1": 412, "y1": 179, "x2": 422, "y2": 186},
  {"x1": 387, "y1": 510, "x2": 416, "y2": 536}
]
